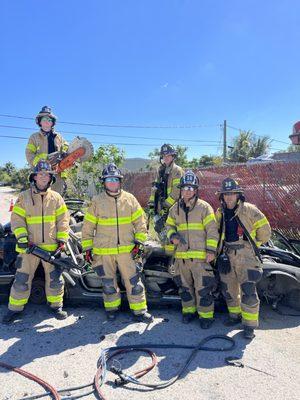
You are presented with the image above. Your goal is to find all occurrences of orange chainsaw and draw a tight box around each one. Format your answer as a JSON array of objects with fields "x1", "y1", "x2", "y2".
[{"x1": 48, "y1": 137, "x2": 94, "y2": 172}]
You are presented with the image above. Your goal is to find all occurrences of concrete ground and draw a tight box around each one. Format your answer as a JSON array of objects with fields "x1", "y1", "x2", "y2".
[{"x1": 0, "y1": 302, "x2": 299, "y2": 400}]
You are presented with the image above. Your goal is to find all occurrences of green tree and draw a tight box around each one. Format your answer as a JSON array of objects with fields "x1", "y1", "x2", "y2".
[
  {"x1": 0, "y1": 169, "x2": 11, "y2": 185},
  {"x1": 66, "y1": 145, "x2": 125, "y2": 198},
  {"x1": 10, "y1": 166, "x2": 31, "y2": 189},
  {"x1": 228, "y1": 130, "x2": 270, "y2": 162},
  {"x1": 3, "y1": 162, "x2": 16, "y2": 176},
  {"x1": 0, "y1": 163, "x2": 31, "y2": 189}
]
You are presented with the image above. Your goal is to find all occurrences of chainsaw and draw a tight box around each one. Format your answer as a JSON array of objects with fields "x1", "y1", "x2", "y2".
[{"x1": 48, "y1": 137, "x2": 94, "y2": 172}]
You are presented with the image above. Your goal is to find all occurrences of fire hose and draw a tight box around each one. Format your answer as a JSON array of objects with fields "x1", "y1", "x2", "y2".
[
  {"x1": 12, "y1": 335, "x2": 235, "y2": 400},
  {"x1": 0, "y1": 361, "x2": 60, "y2": 400}
]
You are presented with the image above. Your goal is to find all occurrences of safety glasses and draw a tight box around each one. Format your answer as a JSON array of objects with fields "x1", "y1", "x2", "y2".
[
  {"x1": 182, "y1": 186, "x2": 196, "y2": 191},
  {"x1": 37, "y1": 172, "x2": 51, "y2": 177},
  {"x1": 105, "y1": 177, "x2": 120, "y2": 183},
  {"x1": 41, "y1": 117, "x2": 53, "y2": 123}
]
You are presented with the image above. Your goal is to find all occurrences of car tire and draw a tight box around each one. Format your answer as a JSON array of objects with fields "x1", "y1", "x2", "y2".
[
  {"x1": 285, "y1": 289, "x2": 300, "y2": 311},
  {"x1": 29, "y1": 277, "x2": 46, "y2": 305}
]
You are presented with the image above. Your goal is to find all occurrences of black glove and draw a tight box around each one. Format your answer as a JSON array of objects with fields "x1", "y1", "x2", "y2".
[
  {"x1": 169, "y1": 232, "x2": 180, "y2": 244},
  {"x1": 17, "y1": 237, "x2": 29, "y2": 250},
  {"x1": 154, "y1": 216, "x2": 165, "y2": 233},
  {"x1": 216, "y1": 253, "x2": 231, "y2": 275},
  {"x1": 147, "y1": 201, "x2": 155, "y2": 210}
]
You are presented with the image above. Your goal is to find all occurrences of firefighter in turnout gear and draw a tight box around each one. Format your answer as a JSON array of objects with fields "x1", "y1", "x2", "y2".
[
  {"x1": 166, "y1": 171, "x2": 219, "y2": 329},
  {"x1": 81, "y1": 163, "x2": 153, "y2": 322},
  {"x1": 148, "y1": 144, "x2": 184, "y2": 235},
  {"x1": 216, "y1": 178, "x2": 271, "y2": 339},
  {"x1": 2, "y1": 161, "x2": 70, "y2": 325},
  {"x1": 25, "y1": 106, "x2": 68, "y2": 194}
]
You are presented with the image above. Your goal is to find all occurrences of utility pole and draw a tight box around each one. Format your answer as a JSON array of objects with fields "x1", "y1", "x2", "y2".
[{"x1": 223, "y1": 120, "x2": 227, "y2": 162}]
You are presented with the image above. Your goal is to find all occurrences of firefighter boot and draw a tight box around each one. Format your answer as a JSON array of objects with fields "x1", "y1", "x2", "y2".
[
  {"x1": 223, "y1": 315, "x2": 242, "y2": 327},
  {"x1": 106, "y1": 311, "x2": 118, "y2": 321},
  {"x1": 182, "y1": 313, "x2": 196, "y2": 324},
  {"x1": 133, "y1": 311, "x2": 154, "y2": 323},
  {"x1": 200, "y1": 318, "x2": 214, "y2": 329},
  {"x1": 52, "y1": 307, "x2": 68, "y2": 320},
  {"x1": 2, "y1": 310, "x2": 23, "y2": 325},
  {"x1": 243, "y1": 326, "x2": 255, "y2": 339}
]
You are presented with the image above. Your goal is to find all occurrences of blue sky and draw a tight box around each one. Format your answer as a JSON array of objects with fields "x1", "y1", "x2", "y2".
[{"x1": 0, "y1": 0, "x2": 299, "y2": 167}]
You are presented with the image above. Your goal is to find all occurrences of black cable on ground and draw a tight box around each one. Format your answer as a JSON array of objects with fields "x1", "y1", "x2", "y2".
[
  {"x1": 19, "y1": 335, "x2": 235, "y2": 400},
  {"x1": 95, "y1": 335, "x2": 235, "y2": 397}
]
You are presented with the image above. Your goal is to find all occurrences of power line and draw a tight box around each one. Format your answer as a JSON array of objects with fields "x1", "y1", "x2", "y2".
[
  {"x1": 0, "y1": 134, "x2": 286, "y2": 151},
  {"x1": 0, "y1": 134, "x2": 220, "y2": 147},
  {"x1": 0, "y1": 124, "x2": 220, "y2": 144},
  {"x1": 0, "y1": 113, "x2": 220, "y2": 129},
  {"x1": 0, "y1": 113, "x2": 290, "y2": 149},
  {"x1": 227, "y1": 124, "x2": 290, "y2": 145}
]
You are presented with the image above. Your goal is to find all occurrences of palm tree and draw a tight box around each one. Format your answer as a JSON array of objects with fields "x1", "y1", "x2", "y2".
[
  {"x1": 228, "y1": 131, "x2": 270, "y2": 162},
  {"x1": 3, "y1": 162, "x2": 16, "y2": 176}
]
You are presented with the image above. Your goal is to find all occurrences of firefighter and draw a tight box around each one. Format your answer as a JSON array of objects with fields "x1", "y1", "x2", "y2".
[
  {"x1": 148, "y1": 144, "x2": 184, "y2": 234},
  {"x1": 216, "y1": 178, "x2": 271, "y2": 339},
  {"x1": 2, "y1": 161, "x2": 70, "y2": 324},
  {"x1": 166, "y1": 171, "x2": 219, "y2": 328},
  {"x1": 81, "y1": 163, "x2": 153, "y2": 322},
  {"x1": 26, "y1": 106, "x2": 68, "y2": 194}
]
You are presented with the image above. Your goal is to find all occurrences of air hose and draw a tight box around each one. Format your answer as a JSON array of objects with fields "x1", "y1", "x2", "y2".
[{"x1": 18, "y1": 334, "x2": 235, "y2": 400}]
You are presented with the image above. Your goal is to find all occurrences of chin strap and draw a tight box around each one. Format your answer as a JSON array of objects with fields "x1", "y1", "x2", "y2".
[
  {"x1": 40, "y1": 128, "x2": 54, "y2": 136},
  {"x1": 105, "y1": 189, "x2": 121, "y2": 198}
]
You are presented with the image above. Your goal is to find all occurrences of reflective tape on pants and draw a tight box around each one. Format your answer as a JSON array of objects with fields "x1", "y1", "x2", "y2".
[
  {"x1": 129, "y1": 300, "x2": 147, "y2": 311},
  {"x1": 9, "y1": 296, "x2": 28, "y2": 306},
  {"x1": 242, "y1": 311, "x2": 258, "y2": 321},
  {"x1": 199, "y1": 311, "x2": 214, "y2": 319},
  {"x1": 104, "y1": 298, "x2": 121, "y2": 309},
  {"x1": 182, "y1": 306, "x2": 196, "y2": 314}
]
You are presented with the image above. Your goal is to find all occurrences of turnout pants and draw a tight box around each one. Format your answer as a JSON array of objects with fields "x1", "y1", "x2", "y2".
[
  {"x1": 174, "y1": 259, "x2": 216, "y2": 319},
  {"x1": 93, "y1": 253, "x2": 147, "y2": 315},
  {"x1": 219, "y1": 243, "x2": 262, "y2": 328},
  {"x1": 8, "y1": 254, "x2": 64, "y2": 312}
]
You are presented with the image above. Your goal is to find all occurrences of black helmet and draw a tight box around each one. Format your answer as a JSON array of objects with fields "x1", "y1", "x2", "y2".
[
  {"x1": 35, "y1": 106, "x2": 57, "y2": 127},
  {"x1": 218, "y1": 177, "x2": 243, "y2": 194},
  {"x1": 179, "y1": 170, "x2": 199, "y2": 188},
  {"x1": 160, "y1": 143, "x2": 177, "y2": 157},
  {"x1": 29, "y1": 160, "x2": 56, "y2": 184},
  {"x1": 101, "y1": 163, "x2": 123, "y2": 181}
]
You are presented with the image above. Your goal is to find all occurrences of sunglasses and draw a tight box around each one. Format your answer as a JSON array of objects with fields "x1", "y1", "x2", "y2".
[
  {"x1": 182, "y1": 186, "x2": 196, "y2": 191},
  {"x1": 41, "y1": 117, "x2": 53, "y2": 122},
  {"x1": 105, "y1": 177, "x2": 120, "y2": 183}
]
